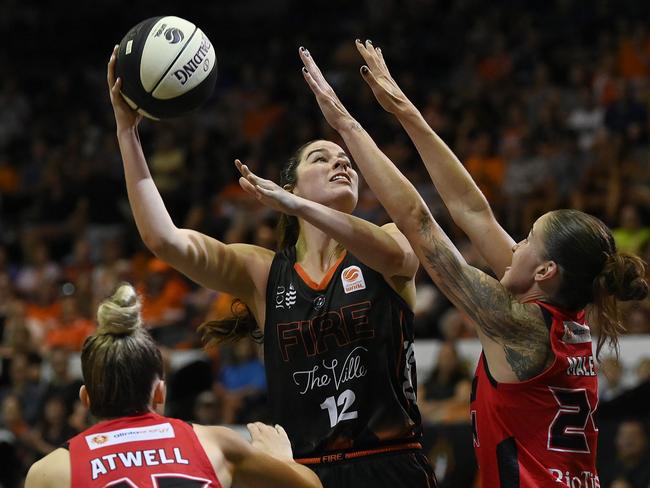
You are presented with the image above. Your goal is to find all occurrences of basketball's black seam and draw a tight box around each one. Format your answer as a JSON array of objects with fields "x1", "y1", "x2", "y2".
[{"x1": 149, "y1": 25, "x2": 198, "y2": 95}]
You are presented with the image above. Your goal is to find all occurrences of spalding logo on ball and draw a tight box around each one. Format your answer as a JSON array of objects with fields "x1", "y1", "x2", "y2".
[{"x1": 115, "y1": 16, "x2": 218, "y2": 120}]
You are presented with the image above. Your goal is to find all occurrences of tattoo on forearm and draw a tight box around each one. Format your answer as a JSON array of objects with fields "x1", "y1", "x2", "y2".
[{"x1": 416, "y1": 208, "x2": 550, "y2": 380}]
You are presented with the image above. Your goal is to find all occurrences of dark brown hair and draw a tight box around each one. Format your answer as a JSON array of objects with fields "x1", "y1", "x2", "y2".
[
  {"x1": 277, "y1": 140, "x2": 320, "y2": 249},
  {"x1": 542, "y1": 210, "x2": 648, "y2": 358},
  {"x1": 198, "y1": 298, "x2": 263, "y2": 347},
  {"x1": 81, "y1": 283, "x2": 163, "y2": 418},
  {"x1": 199, "y1": 141, "x2": 319, "y2": 346}
]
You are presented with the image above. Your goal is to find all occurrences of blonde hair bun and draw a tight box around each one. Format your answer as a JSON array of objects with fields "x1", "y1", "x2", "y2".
[{"x1": 96, "y1": 283, "x2": 142, "y2": 336}]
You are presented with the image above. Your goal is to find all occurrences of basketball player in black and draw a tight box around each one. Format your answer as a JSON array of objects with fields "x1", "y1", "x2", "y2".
[{"x1": 107, "y1": 47, "x2": 436, "y2": 487}]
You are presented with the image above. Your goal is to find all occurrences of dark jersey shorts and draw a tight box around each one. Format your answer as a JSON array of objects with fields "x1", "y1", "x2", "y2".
[{"x1": 309, "y1": 450, "x2": 437, "y2": 488}]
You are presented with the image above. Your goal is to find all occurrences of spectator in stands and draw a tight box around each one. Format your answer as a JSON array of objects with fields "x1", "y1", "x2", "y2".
[
  {"x1": 612, "y1": 204, "x2": 650, "y2": 256},
  {"x1": 0, "y1": 352, "x2": 46, "y2": 425},
  {"x1": 418, "y1": 341, "x2": 472, "y2": 424},
  {"x1": 42, "y1": 347, "x2": 83, "y2": 415},
  {"x1": 25, "y1": 394, "x2": 77, "y2": 458},
  {"x1": 193, "y1": 390, "x2": 223, "y2": 426},
  {"x1": 635, "y1": 357, "x2": 650, "y2": 384},
  {"x1": 625, "y1": 305, "x2": 650, "y2": 334},
  {"x1": 137, "y1": 257, "x2": 189, "y2": 347},
  {"x1": 215, "y1": 340, "x2": 267, "y2": 424},
  {"x1": 15, "y1": 242, "x2": 60, "y2": 300},
  {"x1": 610, "y1": 478, "x2": 634, "y2": 488},
  {"x1": 0, "y1": 394, "x2": 31, "y2": 479},
  {"x1": 44, "y1": 294, "x2": 94, "y2": 352},
  {"x1": 599, "y1": 356, "x2": 630, "y2": 401},
  {"x1": 600, "y1": 420, "x2": 650, "y2": 488}
]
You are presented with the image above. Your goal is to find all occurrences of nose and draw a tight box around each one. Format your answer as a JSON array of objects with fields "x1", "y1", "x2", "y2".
[
  {"x1": 333, "y1": 158, "x2": 350, "y2": 171},
  {"x1": 512, "y1": 241, "x2": 521, "y2": 253}
]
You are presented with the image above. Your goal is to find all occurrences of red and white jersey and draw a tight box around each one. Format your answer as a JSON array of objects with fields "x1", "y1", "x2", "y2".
[
  {"x1": 68, "y1": 412, "x2": 222, "y2": 487},
  {"x1": 470, "y1": 302, "x2": 599, "y2": 488}
]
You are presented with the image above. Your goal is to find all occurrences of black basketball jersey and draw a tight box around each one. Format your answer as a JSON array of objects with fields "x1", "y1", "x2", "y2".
[{"x1": 264, "y1": 247, "x2": 422, "y2": 458}]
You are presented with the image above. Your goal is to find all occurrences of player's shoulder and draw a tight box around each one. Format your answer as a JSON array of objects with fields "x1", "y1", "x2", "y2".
[{"x1": 26, "y1": 448, "x2": 70, "y2": 488}]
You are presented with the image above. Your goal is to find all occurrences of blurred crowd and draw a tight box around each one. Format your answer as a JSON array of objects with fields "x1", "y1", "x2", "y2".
[{"x1": 1, "y1": 0, "x2": 650, "y2": 485}]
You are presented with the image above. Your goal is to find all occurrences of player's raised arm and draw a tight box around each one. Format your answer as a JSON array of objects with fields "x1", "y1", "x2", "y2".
[
  {"x1": 107, "y1": 46, "x2": 272, "y2": 309},
  {"x1": 234, "y1": 159, "x2": 418, "y2": 283},
  {"x1": 354, "y1": 40, "x2": 515, "y2": 278},
  {"x1": 300, "y1": 47, "x2": 552, "y2": 382}
]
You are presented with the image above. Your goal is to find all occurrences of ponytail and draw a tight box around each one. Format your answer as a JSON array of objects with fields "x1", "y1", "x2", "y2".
[
  {"x1": 591, "y1": 252, "x2": 648, "y2": 358},
  {"x1": 198, "y1": 299, "x2": 263, "y2": 348},
  {"x1": 542, "y1": 210, "x2": 649, "y2": 360}
]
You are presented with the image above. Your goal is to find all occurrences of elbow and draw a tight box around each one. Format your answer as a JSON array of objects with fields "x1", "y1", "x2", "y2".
[
  {"x1": 141, "y1": 232, "x2": 165, "y2": 255},
  {"x1": 394, "y1": 199, "x2": 429, "y2": 238},
  {"x1": 141, "y1": 232, "x2": 177, "y2": 261},
  {"x1": 448, "y1": 192, "x2": 491, "y2": 218}
]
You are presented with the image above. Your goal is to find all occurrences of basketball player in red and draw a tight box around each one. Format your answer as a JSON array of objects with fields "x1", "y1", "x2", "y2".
[
  {"x1": 107, "y1": 46, "x2": 436, "y2": 487},
  {"x1": 25, "y1": 283, "x2": 322, "y2": 488},
  {"x1": 296, "y1": 43, "x2": 649, "y2": 487}
]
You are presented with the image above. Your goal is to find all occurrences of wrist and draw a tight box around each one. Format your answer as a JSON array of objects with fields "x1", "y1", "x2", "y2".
[
  {"x1": 116, "y1": 126, "x2": 138, "y2": 138},
  {"x1": 337, "y1": 118, "x2": 365, "y2": 136},
  {"x1": 395, "y1": 102, "x2": 421, "y2": 122},
  {"x1": 291, "y1": 195, "x2": 310, "y2": 217}
]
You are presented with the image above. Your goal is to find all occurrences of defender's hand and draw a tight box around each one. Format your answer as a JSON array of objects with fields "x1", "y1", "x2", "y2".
[
  {"x1": 355, "y1": 39, "x2": 413, "y2": 115},
  {"x1": 247, "y1": 422, "x2": 294, "y2": 462}
]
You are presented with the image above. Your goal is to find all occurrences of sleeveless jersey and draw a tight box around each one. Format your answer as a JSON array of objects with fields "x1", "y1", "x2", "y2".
[
  {"x1": 69, "y1": 412, "x2": 221, "y2": 487},
  {"x1": 264, "y1": 248, "x2": 422, "y2": 459},
  {"x1": 470, "y1": 302, "x2": 599, "y2": 487}
]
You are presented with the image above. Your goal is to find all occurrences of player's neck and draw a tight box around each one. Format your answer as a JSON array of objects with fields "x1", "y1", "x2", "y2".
[
  {"x1": 516, "y1": 288, "x2": 548, "y2": 304},
  {"x1": 296, "y1": 221, "x2": 344, "y2": 271}
]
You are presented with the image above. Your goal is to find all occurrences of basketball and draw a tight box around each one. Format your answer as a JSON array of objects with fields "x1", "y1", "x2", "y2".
[{"x1": 115, "y1": 16, "x2": 218, "y2": 120}]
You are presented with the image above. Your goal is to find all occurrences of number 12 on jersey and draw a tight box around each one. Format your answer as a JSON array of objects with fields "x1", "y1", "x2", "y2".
[{"x1": 320, "y1": 390, "x2": 358, "y2": 428}]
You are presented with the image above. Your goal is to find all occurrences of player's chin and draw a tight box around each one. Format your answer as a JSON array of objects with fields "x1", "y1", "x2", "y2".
[
  {"x1": 337, "y1": 189, "x2": 358, "y2": 210},
  {"x1": 325, "y1": 183, "x2": 357, "y2": 199}
]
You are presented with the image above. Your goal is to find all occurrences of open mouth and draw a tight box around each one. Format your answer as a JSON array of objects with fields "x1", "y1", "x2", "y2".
[{"x1": 329, "y1": 172, "x2": 351, "y2": 183}]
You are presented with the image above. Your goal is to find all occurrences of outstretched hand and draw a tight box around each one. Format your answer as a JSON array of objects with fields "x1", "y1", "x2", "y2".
[
  {"x1": 247, "y1": 422, "x2": 294, "y2": 462},
  {"x1": 355, "y1": 39, "x2": 412, "y2": 115},
  {"x1": 235, "y1": 160, "x2": 301, "y2": 215},
  {"x1": 107, "y1": 45, "x2": 142, "y2": 131},
  {"x1": 299, "y1": 47, "x2": 356, "y2": 132}
]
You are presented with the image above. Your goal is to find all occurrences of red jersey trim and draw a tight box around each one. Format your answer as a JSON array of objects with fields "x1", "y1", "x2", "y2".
[{"x1": 482, "y1": 301, "x2": 587, "y2": 390}]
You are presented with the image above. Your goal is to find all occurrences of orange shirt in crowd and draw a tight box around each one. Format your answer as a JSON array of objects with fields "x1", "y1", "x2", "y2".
[
  {"x1": 25, "y1": 301, "x2": 62, "y2": 324},
  {"x1": 138, "y1": 278, "x2": 190, "y2": 326},
  {"x1": 465, "y1": 155, "x2": 506, "y2": 203},
  {"x1": 45, "y1": 318, "x2": 95, "y2": 351},
  {"x1": 618, "y1": 38, "x2": 650, "y2": 79}
]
